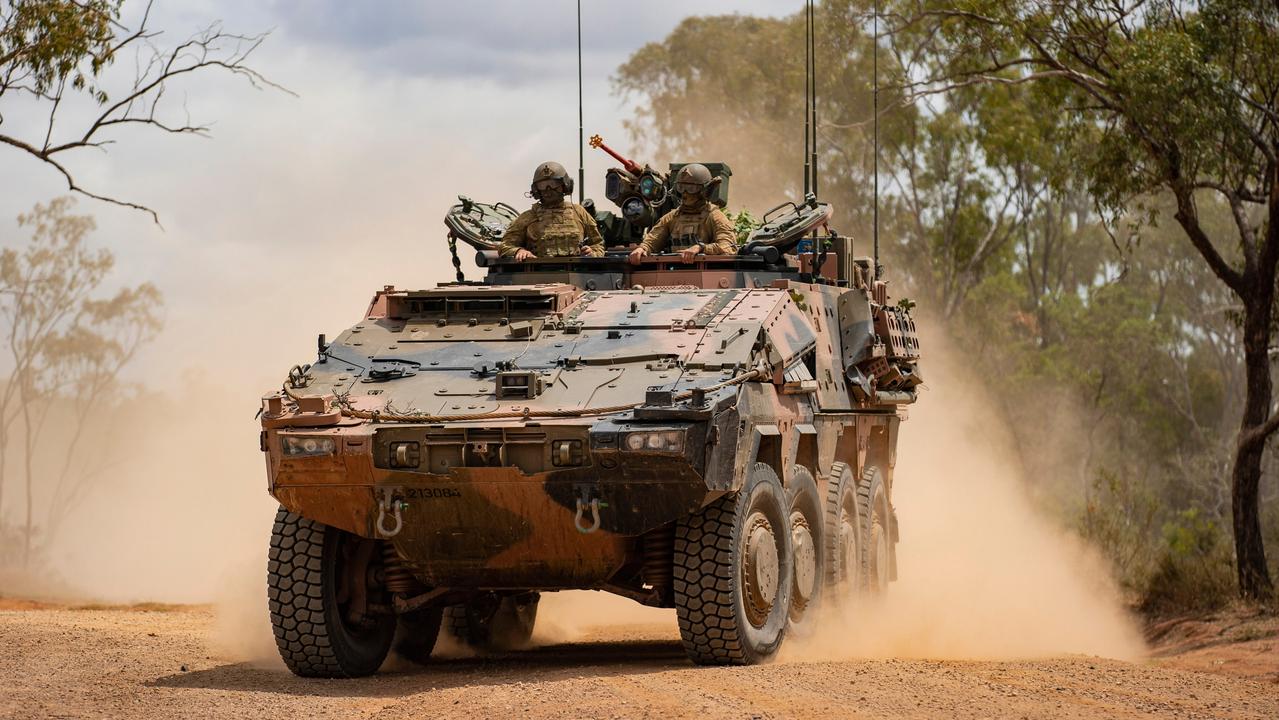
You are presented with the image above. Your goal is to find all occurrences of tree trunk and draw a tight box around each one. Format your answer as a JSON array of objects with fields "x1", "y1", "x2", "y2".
[
  {"x1": 0, "y1": 431, "x2": 6, "y2": 539},
  {"x1": 21, "y1": 386, "x2": 34, "y2": 568},
  {"x1": 1233, "y1": 287, "x2": 1276, "y2": 600}
]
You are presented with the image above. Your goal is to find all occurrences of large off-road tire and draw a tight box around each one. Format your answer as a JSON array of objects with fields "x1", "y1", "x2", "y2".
[
  {"x1": 444, "y1": 592, "x2": 540, "y2": 651},
  {"x1": 824, "y1": 461, "x2": 863, "y2": 601},
  {"x1": 674, "y1": 462, "x2": 793, "y2": 665},
  {"x1": 859, "y1": 466, "x2": 892, "y2": 595},
  {"x1": 785, "y1": 465, "x2": 824, "y2": 634},
  {"x1": 268, "y1": 507, "x2": 396, "y2": 678},
  {"x1": 393, "y1": 608, "x2": 443, "y2": 666}
]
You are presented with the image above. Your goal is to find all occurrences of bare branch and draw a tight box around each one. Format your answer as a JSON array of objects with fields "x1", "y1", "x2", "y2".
[
  {"x1": 1, "y1": 9, "x2": 287, "y2": 223},
  {"x1": 0, "y1": 133, "x2": 160, "y2": 223}
]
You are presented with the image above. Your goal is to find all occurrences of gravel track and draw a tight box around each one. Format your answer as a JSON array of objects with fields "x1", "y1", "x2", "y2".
[{"x1": 2, "y1": 605, "x2": 1275, "y2": 719}]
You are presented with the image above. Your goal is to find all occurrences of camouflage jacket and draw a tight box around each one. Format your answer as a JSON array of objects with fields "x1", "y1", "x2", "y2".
[
  {"x1": 499, "y1": 202, "x2": 605, "y2": 258},
  {"x1": 638, "y1": 203, "x2": 737, "y2": 255}
]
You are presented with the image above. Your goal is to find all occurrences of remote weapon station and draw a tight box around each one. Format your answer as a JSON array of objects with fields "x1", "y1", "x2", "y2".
[{"x1": 261, "y1": 2, "x2": 921, "y2": 676}]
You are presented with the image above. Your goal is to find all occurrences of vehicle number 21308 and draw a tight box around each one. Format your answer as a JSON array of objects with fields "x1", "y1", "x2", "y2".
[{"x1": 404, "y1": 487, "x2": 462, "y2": 499}]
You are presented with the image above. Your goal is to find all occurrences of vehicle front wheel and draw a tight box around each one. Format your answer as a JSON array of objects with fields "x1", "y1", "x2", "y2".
[
  {"x1": 268, "y1": 507, "x2": 396, "y2": 677},
  {"x1": 674, "y1": 462, "x2": 793, "y2": 665}
]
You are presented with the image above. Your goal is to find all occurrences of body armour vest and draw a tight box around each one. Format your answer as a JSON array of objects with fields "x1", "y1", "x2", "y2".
[
  {"x1": 525, "y1": 204, "x2": 585, "y2": 256},
  {"x1": 668, "y1": 205, "x2": 712, "y2": 250}
]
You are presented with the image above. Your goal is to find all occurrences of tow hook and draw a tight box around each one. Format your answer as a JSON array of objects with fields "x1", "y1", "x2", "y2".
[
  {"x1": 376, "y1": 488, "x2": 406, "y2": 538},
  {"x1": 573, "y1": 487, "x2": 607, "y2": 534}
]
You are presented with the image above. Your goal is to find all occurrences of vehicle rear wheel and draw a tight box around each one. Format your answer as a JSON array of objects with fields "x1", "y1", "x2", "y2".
[
  {"x1": 444, "y1": 592, "x2": 539, "y2": 651},
  {"x1": 859, "y1": 466, "x2": 892, "y2": 595},
  {"x1": 393, "y1": 607, "x2": 443, "y2": 665},
  {"x1": 268, "y1": 507, "x2": 395, "y2": 677},
  {"x1": 785, "y1": 465, "x2": 824, "y2": 634},
  {"x1": 824, "y1": 461, "x2": 863, "y2": 602},
  {"x1": 674, "y1": 462, "x2": 793, "y2": 665}
]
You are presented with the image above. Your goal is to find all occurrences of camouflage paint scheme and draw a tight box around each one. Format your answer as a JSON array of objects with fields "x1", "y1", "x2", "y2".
[{"x1": 261, "y1": 252, "x2": 920, "y2": 607}]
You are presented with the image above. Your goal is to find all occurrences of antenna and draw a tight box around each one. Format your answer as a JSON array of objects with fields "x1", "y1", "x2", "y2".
[
  {"x1": 802, "y1": 0, "x2": 811, "y2": 196},
  {"x1": 809, "y1": 0, "x2": 818, "y2": 197},
  {"x1": 576, "y1": 0, "x2": 585, "y2": 204},
  {"x1": 872, "y1": 0, "x2": 880, "y2": 278}
]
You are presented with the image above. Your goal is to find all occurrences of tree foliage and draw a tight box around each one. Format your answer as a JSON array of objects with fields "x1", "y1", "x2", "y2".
[
  {"x1": 616, "y1": 0, "x2": 1277, "y2": 603},
  {"x1": 0, "y1": 197, "x2": 161, "y2": 565},
  {"x1": 0, "y1": 0, "x2": 281, "y2": 221},
  {"x1": 887, "y1": 0, "x2": 1277, "y2": 600}
]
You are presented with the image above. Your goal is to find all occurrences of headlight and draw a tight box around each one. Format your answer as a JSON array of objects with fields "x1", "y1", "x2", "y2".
[
  {"x1": 623, "y1": 430, "x2": 684, "y2": 454},
  {"x1": 622, "y1": 196, "x2": 647, "y2": 221},
  {"x1": 639, "y1": 174, "x2": 658, "y2": 198},
  {"x1": 281, "y1": 435, "x2": 337, "y2": 457}
]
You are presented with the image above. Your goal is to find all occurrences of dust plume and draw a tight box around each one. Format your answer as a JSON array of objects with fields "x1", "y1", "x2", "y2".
[
  {"x1": 783, "y1": 325, "x2": 1145, "y2": 662},
  {"x1": 9, "y1": 304, "x2": 1146, "y2": 667},
  {"x1": 532, "y1": 590, "x2": 675, "y2": 647},
  {"x1": 532, "y1": 324, "x2": 1146, "y2": 663}
]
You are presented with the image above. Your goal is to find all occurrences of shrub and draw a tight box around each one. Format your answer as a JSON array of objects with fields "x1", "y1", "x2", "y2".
[
  {"x1": 1140, "y1": 509, "x2": 1235, "y2": 615},
  {"x1": 1078, "y1": 469, "x2": 1160, "y2": 594}
]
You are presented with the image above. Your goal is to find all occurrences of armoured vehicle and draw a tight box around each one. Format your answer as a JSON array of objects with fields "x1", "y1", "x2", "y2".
[{"x1": 261, "y1": 138, "x2": 921, "y2": 677}]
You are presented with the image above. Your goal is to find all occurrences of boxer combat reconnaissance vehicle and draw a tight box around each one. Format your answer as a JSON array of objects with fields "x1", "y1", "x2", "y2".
[{"x1": 260, "y1": 131, "x2": 922, "y2": 676}]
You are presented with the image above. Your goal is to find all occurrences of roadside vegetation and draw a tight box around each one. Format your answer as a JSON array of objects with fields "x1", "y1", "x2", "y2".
[
  {"x1": 616, "y1": 0, "x2": 1278, "y2": 613},
  {"x1": 0, "y1": 1, "x2": 272, "y2": 575}
]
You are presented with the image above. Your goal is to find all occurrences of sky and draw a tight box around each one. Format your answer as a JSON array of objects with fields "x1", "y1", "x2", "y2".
[{"x1": 0, "y1": 0, "x2": 789, "y2": 392}]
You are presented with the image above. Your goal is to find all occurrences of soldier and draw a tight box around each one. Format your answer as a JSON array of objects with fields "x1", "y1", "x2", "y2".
[
  {"x1": 628, "y1": 163, "x2": 737, "y2": 264},
  {"x1": 500, "y1": 161, "x2": 605, "y2": 261}
]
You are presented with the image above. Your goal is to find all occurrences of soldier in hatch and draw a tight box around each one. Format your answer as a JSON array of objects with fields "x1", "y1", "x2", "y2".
[
  {"x1": 500, "y1": 161, "x2": 605, "y2": 261},
  {"x1": 628, "y1": 163, "x2": 737, "y2": 264}
]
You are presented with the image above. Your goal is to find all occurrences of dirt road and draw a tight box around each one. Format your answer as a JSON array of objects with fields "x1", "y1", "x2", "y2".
[{"x1": 2, "y1": 604, "x2": 1275, "y2": 720}]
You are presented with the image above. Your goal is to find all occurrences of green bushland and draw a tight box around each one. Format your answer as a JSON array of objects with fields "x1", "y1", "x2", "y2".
[{"x1": 616, "y1": 0, "x2": 1279, "y2": 611}]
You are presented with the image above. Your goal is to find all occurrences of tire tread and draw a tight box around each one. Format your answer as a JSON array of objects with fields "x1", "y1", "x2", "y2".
[
  {"x1": 857, "y1": 466, "x2": 888, "y2": 594},
  {"x1": 674, "y1": 495, "x2": 746, "y2": 664},
  {"x1": 268, "y1": 507, "x2": 342, "y2": 677}
]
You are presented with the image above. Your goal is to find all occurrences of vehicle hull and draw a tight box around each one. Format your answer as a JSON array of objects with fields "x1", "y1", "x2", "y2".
[{"x1": 270, "y1": 429, "x2": 714, "y2": 589}]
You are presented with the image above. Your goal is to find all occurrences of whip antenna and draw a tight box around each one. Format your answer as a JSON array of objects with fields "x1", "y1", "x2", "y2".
[
  {"x1": 872, "y1": 0, "x2": 880, "y2": 277},
  {"x1": 810, "y1": 0, "x2": 818, "y2": 197},
  {"x1": 802, "y1": 0, "x2": 811, "y2": 195},
  {"x1": 577, "y1": 0, "x2": 585, "y2": 203}
]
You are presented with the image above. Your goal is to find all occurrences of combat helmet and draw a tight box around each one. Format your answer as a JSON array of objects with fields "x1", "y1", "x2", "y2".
[
  {"x1": 531, "y1": 161, "x2": 574, "y2": 196},
  {"x1": 673, "y1": 163, "x2": 715, "y2": 201}
]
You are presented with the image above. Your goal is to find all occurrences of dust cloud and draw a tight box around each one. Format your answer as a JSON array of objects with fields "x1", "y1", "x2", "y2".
[
  {"x1": 3, "y1": 109, "x2": 1139, "y2": 667},
  {"x1": 532, "y1": 590, "x2": 674, "y2": 647},
  {"x1": 780, "y1": 326, "x2": 1145, "y2": 662},
  {"x1": 531, "y1": 327, "x2": 1147, "y2": 663},
  {"x1": 13, "y1": 320, "x2": 1144, "y2": 667}
]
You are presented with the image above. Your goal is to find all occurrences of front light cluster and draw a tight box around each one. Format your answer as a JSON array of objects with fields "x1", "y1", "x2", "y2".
[
  {"x1": 623, "y1": 430, "x2": 684, "y2": 454},
  {"x1": 281, "y1": 435, "x2": 337, "y2": 457}
]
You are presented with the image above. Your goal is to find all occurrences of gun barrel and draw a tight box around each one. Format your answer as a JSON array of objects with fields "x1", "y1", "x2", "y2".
[{"x1": 590, "y1": 135, "x2": 643, "y2": 175}]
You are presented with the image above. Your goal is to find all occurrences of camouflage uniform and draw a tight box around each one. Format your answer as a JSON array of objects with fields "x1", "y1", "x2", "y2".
[
  {"x1": 638, "y1": 202, "x2": 737, "y2": 255},
  {"x1": 499, "y1": 202, "x2": 605, "y2": 258}
]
